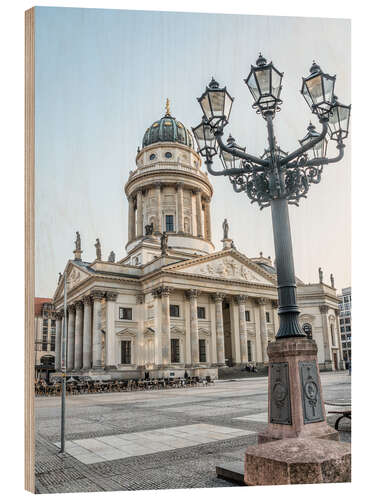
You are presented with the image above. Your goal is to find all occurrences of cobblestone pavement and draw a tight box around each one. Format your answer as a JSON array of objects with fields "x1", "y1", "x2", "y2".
[{"x1": 35, "y1": 371, "x2": 351, "y2": 494}]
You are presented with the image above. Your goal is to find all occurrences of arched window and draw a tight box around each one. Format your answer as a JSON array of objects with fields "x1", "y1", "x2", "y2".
[{"x1": 302, "y1": 323, "x2": 313, "y2": 339}]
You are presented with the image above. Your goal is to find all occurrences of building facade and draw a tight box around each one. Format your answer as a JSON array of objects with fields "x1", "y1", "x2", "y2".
[
  {"x1": 51, "y1": 105, "x2": 344, "y2": 380},
  {"x1": 338, "y1": 286, "x2": 352, "y2": 364},
  {"x1": 34, "y1": 298, "x2": 56, "y2": 380}
]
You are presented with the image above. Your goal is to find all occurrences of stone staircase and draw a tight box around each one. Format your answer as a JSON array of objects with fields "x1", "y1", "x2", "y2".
[{"x1": 218, "y1": 365, "x2": 268, "y2": 380}]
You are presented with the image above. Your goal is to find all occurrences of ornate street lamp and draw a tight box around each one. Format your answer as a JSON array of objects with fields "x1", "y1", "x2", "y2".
[
  {"x1": 192, "y1": 117, "x2": 218, "y2": 157},
  {"x1": 194, "y1": 54, "x2": 349, "y2": 339},
  {"x1": 193, "y1": 54, "x2": 350, "y2": 445},
  {"x1": 244, "y1": 53, "x2": 283, "y2": 117},
  {"x1": 327, "y1": 96, "x2": 351, "y2": 141},
  {"x1": 197, "y1": 77, "x2": 234, "y2": 128},
  {"x1": 299, "y1": 122, "x2": 328, "y2": 160},
  {"x1": 301, "y1": 61, "x2": 336, "y2": 117}
]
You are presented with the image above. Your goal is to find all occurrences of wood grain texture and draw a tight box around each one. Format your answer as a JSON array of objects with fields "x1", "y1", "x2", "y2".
[{"x1": 25, "y1": 7, "x2": 35, "y2": 494}]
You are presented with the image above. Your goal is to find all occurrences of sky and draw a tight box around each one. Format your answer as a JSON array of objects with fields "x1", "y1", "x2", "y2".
[{"x1": 34, "y1": 7, "x2": 351, "y2": 297}]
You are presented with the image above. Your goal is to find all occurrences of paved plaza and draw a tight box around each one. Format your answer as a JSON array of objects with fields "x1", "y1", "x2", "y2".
[{"x1": 35, "y1": 372, "x2": 351, "y2": 493}]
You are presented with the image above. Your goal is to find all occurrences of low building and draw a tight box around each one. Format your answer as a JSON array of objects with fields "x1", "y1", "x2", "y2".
[
  {"x1": 34, "y1": 298, "x2": 56, "y2": 380},
  {"x1": 50, "y1": 104, "x2": 344, "y2": 380},
  {"x1": 338, "y1": 286, "x2": 352, "y2": 364}
]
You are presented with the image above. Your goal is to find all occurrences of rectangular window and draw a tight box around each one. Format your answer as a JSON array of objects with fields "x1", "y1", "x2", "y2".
[
  {"x1": 199, "y1": 339, "x2": 206, "y2": 362},
  {"x1": 119, "y1": 307, "x2": 132, "y2": 320},
  {"x1": 165, "y1": 215, "x2": 174, "y2": 232},
  {"x1": 171, "y1": 339, "x2": 180, "y2": 363},
  {"x1": 170, "y1": 304, "x2": 180, "y2": 317},
  {"x1": 340, "y1": 318, "x2": 344, "y2": 325},
  {"x1": 346, "y1": 326, "x2": 351, "y2": 332},
  {"x1": 245, "y1": 310, "x2": 251, "y2": 322},
  {"x1": 340, "y1": 327, "x2": 345, "y2": 333},
  {"x1": 121, "y1": 340, "x2": 131, "y2": 364},
  {"x1": 247, "y1": 340, "x2": 252, "y2": 362},
  {"x1": 266, "y1": 312, "x2": 271, "y2": 323},
  {"x1": 197, "y1": 307, "x2": 206, "y2": 319},
  {"x1": 345, "y1": 318, "x2": 350, "y2": 324}
]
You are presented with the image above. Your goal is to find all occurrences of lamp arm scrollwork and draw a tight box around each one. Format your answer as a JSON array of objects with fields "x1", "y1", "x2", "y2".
[
  {"x1": 205, "y1": 157, "x2": 251, "y2": 177},
  {"x1": 215, "y1": 130, "x2": 268, "y2": 167},
  {"x1": 304, "y1": 142, "x2": 345, "y2": 167},
  {"x1": 279, "y1": 119, "x2": 329, "y2": 166}
]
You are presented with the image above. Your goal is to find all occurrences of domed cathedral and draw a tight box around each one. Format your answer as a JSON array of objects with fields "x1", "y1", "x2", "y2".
[
  {"x1": 123, "y1": 99, "x2": 214, "y2": 266},
  {"x1": 51, "y1": 101, "x2": 344, "y2": 382}
]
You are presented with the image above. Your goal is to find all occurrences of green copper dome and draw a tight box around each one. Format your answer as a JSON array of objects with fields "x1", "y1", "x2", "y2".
[{"x1": 142, "y1": 100, "x2": 194, "y2": 149}]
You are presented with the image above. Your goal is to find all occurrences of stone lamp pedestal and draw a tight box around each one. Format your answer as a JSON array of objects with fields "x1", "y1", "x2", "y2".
[
  {"x1": 258, "y1": 337, "x2": 338, "y2": 443},
  {"x1": 243, "y1": 337, "x2": 350, "y2": 486}
]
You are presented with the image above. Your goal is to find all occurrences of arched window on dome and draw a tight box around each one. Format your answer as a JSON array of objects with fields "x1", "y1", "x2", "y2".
[{"x1": 184, "y1": 217, "x2": 191, "y2": 234}]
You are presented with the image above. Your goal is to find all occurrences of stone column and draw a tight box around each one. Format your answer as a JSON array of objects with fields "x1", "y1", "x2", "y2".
[
  {"x1": 335, "y1": 309, "x2": 344, "y2": 367},
  {"x1": 67, "y1": 304, "x2": 76, "y2": 371},
  {"x1": 186, "y1": 289, "x2": 199, "y2": 365},
  {"x1": 74, "y1": 301, "x2": 83, "y2": 370},
  {"x1": 160, "y1": 287, "x2": 172, "y2": 366},
  {"x1": 155, "y1": 183, "x2": 162, "y2": 233},
  {"x1": 136, "y1": 190, "x2": 143, "y2": 238},
  {"x1": 213, "y1": 293, "x2": 225, "y2": 365},
  {"x1": 256, "y1": 298, "x2": 268, "y2": 363},
  {"x1": 105, "y1": 292, "x2": 118, "y2": 369},
  {"x1": 128, "y1": 196, "x2": 136, "y2": 242},
  {"x1": 195, "y1": 189, "x2": 203, "y2": 237},
  {"x1": 82, "y1": 295, "x2": 92, "y2": 369},
  {"x1": 136, "y1": 294, "x2": 145, "y2": 367},
  {"x1": 55, "y1": 312, "x2": 62, "y2": 370},
  {"x1": 320, "y1": 305, "x2": 331, "y2": 364},
  {"x1": 235, "y1": 295, "x2": 248, "y2": 364},
  {"x1": 205, "y1": 199, "x2": 212, "y2": 241},
  {"x1": 91, "y1": 290, "x2": 105, "y2": 369},
  {"x1": 176, "y1": 182, "x2": 184, "y2": 233}
]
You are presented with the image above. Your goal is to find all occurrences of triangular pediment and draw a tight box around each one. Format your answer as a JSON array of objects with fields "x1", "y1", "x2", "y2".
[
  {"x1": 116, "y1": 327, "x2": 137, "y2": 337},
  {"x1": 53, "y1": 261, "x2": 93, "y2": 301},
  {"x1": 163, "y1": 250, "x2": 276, "y2": 286}
]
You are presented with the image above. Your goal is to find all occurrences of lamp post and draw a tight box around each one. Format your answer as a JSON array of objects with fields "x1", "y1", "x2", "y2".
[{"x1": 193, "y1": 54, "x2": 350, "y2": 446}]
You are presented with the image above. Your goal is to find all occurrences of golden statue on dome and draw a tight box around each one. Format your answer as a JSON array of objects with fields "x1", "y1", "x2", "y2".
[{"x1": 165, "y1": 98, "x2": 171, "y2": 116}]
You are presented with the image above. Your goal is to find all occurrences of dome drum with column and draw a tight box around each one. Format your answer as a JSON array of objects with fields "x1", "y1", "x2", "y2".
[{"x1": 124, "y1": 103, "x2": 215, "y2": 263}]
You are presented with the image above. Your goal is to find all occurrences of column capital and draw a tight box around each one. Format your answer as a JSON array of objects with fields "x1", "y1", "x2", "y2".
[
  {"x1": 154, "y1": 182, "x2": 162, "y2": 189},
  {"x1": 271, "y1": 300, "x2": 278, "y2": 309},
  {"x1": 234, "y1": 295, "x2": 247, "y2": 305},
  {"x1": 55, "y1": 310, "x2": 64, "y2": 319},
  {"x1": 192, "y1": 188, "x2": 201, "y2": 195},
  {"x1": 74, "y1": 300, "x2": 83, "y2": 310},
  {"x1": 106, "y1": 291, "x2": 118, "y2": 302},
  {"x1": 152, "y1": 288, "x2": 160, "y2": 299},
  {"x1": 175, "y1": 182, "x2": 184, "y2": 190},
  {"x1": 255, "y1": 297, "x2": 268, "y2": 306},
  {"x1": 67, "y1": 304, "x2": 76, "y2": 313},
  {"x1": 185, "y1": 288, "x2": 199, "y2": 299},
  {"x1": 83, "y1": 295, "x2": 92, "y2": 306},
  {"x1": 91, "y1": 290, "x2": 105, "y2": 301},
  {"x1": 160, "y1": 286, "x2": 173, "y2": 297},
  {"x1": 319, "y1": 304, "x2": 329, "y2": 314},
  {"x1": 212, "y1": 292, "x2": 225, "y2": 303},
  {"x1": 136, "y1": 294, "x2": 145, "y2": 304}
]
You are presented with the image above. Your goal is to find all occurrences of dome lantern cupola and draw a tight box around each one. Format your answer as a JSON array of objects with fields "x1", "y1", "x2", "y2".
[{"x1": 142, "y1": 99, "x2": 194, "y2": 149}]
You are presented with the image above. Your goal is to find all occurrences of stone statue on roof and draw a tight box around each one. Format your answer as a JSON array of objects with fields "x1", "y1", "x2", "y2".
[
  {"x1": 95, "y1": 238, "x2": 102, "y2": 261},
  {"x1": 222, "y1": 218, "x2": 229, "y2": 239},
  {"x1": 160, "y1": 231, "x2": 168, "y2": 255},
  {"x1": 108, "y1": 251, "x2": 115, "y2": 263},
  {"x1": 330, "y1": 273, "x2": 335, "y2": 288},
  {"x1": 318, "y1": 267, "x2": 323, "y2": 284}
]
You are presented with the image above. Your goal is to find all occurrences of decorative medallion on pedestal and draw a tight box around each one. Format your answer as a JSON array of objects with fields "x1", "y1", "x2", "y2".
[
  {"x1": 299, "y1": 361, "x2": 324, "y2": 423},
  {"x1": 270, "y1": 362, "x2": 291, "y2": 425}
]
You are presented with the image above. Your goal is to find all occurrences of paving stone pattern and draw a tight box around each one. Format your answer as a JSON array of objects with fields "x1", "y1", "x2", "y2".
[{"x1": 35, "y1": 372, "x2": 351, "y2": 493}]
